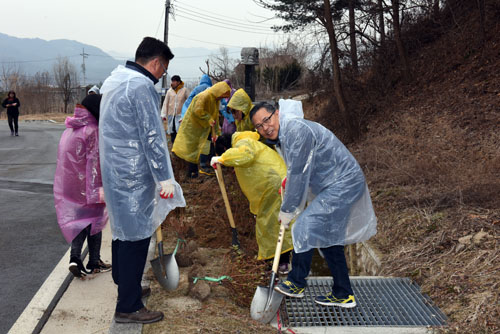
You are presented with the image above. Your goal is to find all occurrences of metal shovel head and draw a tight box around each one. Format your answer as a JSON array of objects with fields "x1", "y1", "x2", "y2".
[
  {"x1": 250, "y1": 285, "x2": 284, "y2": 323},
  {"x1": 151, "y1": 253, "x2": 179, "y2": 291}
]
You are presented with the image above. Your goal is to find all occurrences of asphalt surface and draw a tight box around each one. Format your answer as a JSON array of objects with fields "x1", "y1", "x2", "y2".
[{"x1": 0, "y1": 120, "x2": 68, "y2": 334}]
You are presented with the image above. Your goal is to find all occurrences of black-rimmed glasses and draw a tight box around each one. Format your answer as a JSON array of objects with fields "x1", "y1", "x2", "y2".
[{"x1": 254, "y1": 110, "x2": 276, "y2": 130}]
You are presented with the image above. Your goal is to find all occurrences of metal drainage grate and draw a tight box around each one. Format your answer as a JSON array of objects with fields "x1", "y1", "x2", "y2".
[{"x1": 279, "y1": 277, "x2": 447, "y2": 327}]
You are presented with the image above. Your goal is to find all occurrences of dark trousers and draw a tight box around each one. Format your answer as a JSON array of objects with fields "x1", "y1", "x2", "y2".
[
  {"x1": 8, "y1": 112, "x2": 19, "y2": 133},
  {"x1": 170, "y1": 117, "x2": 177, "y2": 143},
  {"x1": 288, "y1": 245, "x2": 353, "y2": 298},
  {"x1": 199, "y1": 142, "x2": 215, "y2": 168},
  {"x1": 112, "y1": 237, "x2": 151, "y2": 313},
  {"x1": 187, "y1": 162, "x2": 198, "y2": 177},
  {"x1": 70, "y1": 225, "x2": 101, "y2": 266}
]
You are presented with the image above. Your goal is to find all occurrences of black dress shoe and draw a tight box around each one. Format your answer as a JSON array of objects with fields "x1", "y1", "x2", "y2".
[{"x1": 114, "y1": 307, "x2": 163, "y2": 324}]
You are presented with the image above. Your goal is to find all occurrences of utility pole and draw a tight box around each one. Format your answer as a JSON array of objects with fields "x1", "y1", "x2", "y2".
[
  {"x1": 80, "y1": 48, "x2": 89, "y2": 87},
  {"x1": 162, "y1": 0, "x2": 171, "y2": 96}
]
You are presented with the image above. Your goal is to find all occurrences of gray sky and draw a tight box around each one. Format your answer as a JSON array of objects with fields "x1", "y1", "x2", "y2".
[{"x1": 0, "y1": 0, "x2": 286, "y2": 57}]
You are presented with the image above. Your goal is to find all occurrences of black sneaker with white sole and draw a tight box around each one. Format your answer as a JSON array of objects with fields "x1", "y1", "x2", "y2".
[{"x1": 69, "y1": 258, "x2": 90, "y2": 278}]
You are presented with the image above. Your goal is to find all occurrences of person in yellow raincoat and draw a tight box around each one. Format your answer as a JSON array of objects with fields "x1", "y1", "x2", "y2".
[
  {"x1": 211, "y1": 131, "x2": 293, "y2": 272},
  {"x1": 172, "y1": 81, "x2": 231, "y2": 164},
  {"x1": 227, "y1": 88, "x2": 255, "y2": 132}
]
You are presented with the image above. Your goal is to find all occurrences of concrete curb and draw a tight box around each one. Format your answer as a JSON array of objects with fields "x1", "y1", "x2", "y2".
[
  {"x1": 8, "y1": 225, "x2": 156, "y2": 334},
  {"x1": 7, "y1": 246, "x2": 88, "y2": 334}
]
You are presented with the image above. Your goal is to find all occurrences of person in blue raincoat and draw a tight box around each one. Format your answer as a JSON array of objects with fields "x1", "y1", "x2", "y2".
[
  {"x1": 250, "y1": 99, "x2": 377, "y2": 309},
  {"x1": 180, "y1": 74, "x2": 212, "y2": 119},
  {"x1": 99, "y1": 37, "x2": 186, "y2": 324},
  {"x1": 179, "y1": 74, "x2": 213, "y2": 177}
]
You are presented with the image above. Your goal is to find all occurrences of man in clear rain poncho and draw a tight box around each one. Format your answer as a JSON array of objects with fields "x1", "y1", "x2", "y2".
[
  {"x1": 99, "y1": 37, "x2": 185, "y2": 324},
  {"x1": 171, "y1": 81, "x2": 231, "y2": 165},
  {"x1": 227, "y1": 88, "x2": 255, "y2": 132},
  {"x1": 210, "y1": 131, "x2": 293, "y2": 272},
  {"x1": 250, "y1": 99, "x2": 377, "y2": 308}
]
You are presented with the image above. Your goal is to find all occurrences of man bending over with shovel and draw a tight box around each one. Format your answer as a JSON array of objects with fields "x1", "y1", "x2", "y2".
[
  {"x1": 100, "y1": 37, "x2": 185, "y2": 324},
  {"x1": 210, "y1": 131, "x2": 293, "y2": 272},
  {"x1": 250, "y1": 100, "x2": 377, "y2": 308}
]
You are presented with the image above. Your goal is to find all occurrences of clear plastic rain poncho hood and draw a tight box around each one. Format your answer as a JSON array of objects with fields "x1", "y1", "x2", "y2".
[
  {"x1": 227, "y1": 89, "x2": 255, "y2": 132},
  {"x1": 180, "y1": 74, "x2": 212, "y2": 119},
  {"x1": 278, "y1": 100, "x2": 377, "y2": 253},
  {"x1": 219, "y1": 131, "x2": 293, "y2": 259},
  {"x1": 172, "y1": 81, "x2": 231, "y2": 164},
  {"x1": 99, "y1": 65, "x2": 185, "y2": 241},
  {"x1": 54, "y1": 106, "x2": 107, "y2": 243}
]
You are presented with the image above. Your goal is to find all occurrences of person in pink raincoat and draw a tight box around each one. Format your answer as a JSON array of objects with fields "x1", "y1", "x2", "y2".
[{"x1": 54, "y1": 94, "x2": 111, "y2": 278}]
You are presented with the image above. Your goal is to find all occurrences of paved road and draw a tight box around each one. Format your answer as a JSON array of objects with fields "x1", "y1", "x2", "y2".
[{"x1": 0, "y1": 120, "x2": 68, "y2": 334}]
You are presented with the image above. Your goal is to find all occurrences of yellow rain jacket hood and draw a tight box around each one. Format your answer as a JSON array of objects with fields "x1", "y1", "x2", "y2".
[
  {"x1": 172, "y1": 81, "x2": 231, "y2": 163},
  {"x1": 227, "y1": 89, "x2": 255, "y2": 132},
  {"x1": 219, "y1": 131, "x2": 293, "y2": 260}
]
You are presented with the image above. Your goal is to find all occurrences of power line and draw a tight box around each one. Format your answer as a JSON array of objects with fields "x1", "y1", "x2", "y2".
[
  {"x1": 154, "y1": 6, "x2": 166, "y2": 39},
  {"x1": 174, "y1": 7, "x2": 276, "y2": 34},
  {"x1": 174, "y1": 0, "x2": 278, "y2": 29},
  {"x1": 174, "y1": 6, "x2": 273, "y2": 32},
  {"x1": 175, "y1": 13, "x2": 279, "y2": 36},
  {"x1": 173, "y1": 2, "x2": 275, "y2": 30}
]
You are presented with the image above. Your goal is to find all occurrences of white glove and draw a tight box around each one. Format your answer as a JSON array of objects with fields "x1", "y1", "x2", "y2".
[
  {"x1": 278, "y1": 211, "x2": 294, "y2": 230},
  {"x1": 159, "y1": 179, "x2": 175, "y2": 199},
  {"x1": 210, "y1": 156, "x2": 222, "y2": 169}
]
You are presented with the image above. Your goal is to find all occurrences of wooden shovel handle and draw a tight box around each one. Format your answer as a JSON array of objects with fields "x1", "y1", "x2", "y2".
[
  {"x1": 155, "y1": 225, "x2": 163, "y2": 243},
  {"x1": 271, "y1": 186, "x2": 287, "y2": 274},
  {"x1": 271, "y1": 224, "x2": 286, "y2": 274},
  {"x1": 212, "y1": 126, "x2": 236, "y2": 229}
]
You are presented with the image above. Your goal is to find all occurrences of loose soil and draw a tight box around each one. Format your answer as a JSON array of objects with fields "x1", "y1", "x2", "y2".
[{"x1": 144, "y1": 6, "x2": 499, "y2": 333}]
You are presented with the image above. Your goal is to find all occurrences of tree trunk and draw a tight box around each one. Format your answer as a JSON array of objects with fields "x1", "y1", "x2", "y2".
[
  {"x1": 323, "y1": 0, "x2": 356, "y2": 140},
  {"x1": 348, "y1": 0, "x2": 359, "y2": 75},
  {"x1": 378, "y1": 0, "x2": 385, "y2": 46},
  {"x1": 392, "y1": 0, "x2": 411, "y2": 78},
  {"x1": 432, "y1": 0, "x2": 440, "y2": 19}
]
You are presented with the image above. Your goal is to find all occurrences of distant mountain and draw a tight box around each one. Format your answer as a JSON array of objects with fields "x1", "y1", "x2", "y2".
[
  {"x1": 0, "y1": 32, "x2": 121, "y2": 84},
  {"x1": 0, "y1": 33, "x2": 242, "y2": 88}
]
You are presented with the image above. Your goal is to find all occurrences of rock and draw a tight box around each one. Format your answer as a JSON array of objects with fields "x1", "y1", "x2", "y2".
[
  {"x1": 176, "y1": 240, "x2": 200, "y2": 267},
  {"x1": 472, "y1": 229, "x2": 490, "y2": 244},
  {"x1": 186, "y1": 240, "x2": 199, "y2": 253},
  {"x1": 458, "y1": 235, "x2": 472, "y2": 245},
  {"x1": 455, "y1": 243, "x2": 466, "y2": 253},
  {"x1": 188, "y1": 263, "x2": 205, "y2": 283},
  {"x1": 176, "y1": 251, "x2": 193, "y2": 267},
  {"x1": 192, "y1": 249, "x2": 208, "y2": 266},
  {"x1": 189, "y1": 280, "x2": 211, "y2": 301}
]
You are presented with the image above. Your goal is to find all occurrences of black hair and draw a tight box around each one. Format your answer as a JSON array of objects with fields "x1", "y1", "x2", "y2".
[
  {"x1": 249, "y1": 101, "x2": 275, "y2": 121},
  {"x1": 215, "y1": 134, "x2": 233, "y2": 156},
  {"x1": 81, "y1": 94, "x2": 102, "y2": 122},
  {"x1": 135, "y1": 37, "x2": 174, "y2": 65},
  {"x1": 171, "y1": 75, "x2": 181, "y2": 82}
]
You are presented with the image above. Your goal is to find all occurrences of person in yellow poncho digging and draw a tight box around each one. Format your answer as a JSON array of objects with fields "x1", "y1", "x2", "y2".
[
  {"x1": 211, "y1": 131, "x2": 293, "y2": 273},
  {"x1": 227, "y1": 88, "x2": 255, "y2": 132},
  {"x1": 172, "y1": 81, "x2": 231, "y2": 169}
]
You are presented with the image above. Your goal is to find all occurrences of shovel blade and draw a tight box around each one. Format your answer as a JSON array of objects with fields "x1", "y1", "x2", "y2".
[
  {"x1": 151, "y1": 254, "x2": 179, "y2": 291},
  {"x1": 250, "y1": 286, "x2": 284, "y2": 323}
]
